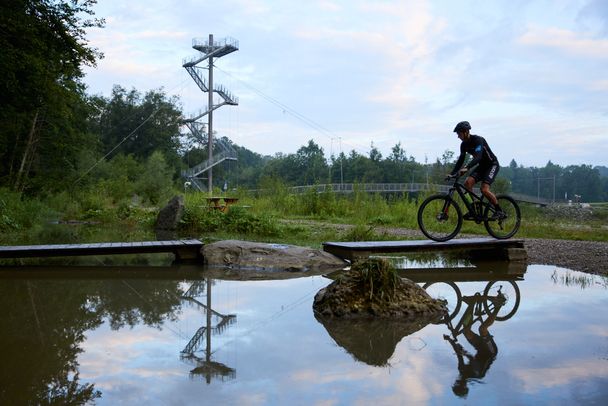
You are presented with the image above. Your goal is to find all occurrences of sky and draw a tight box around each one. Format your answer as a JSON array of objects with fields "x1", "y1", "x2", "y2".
[{"x1": 83, "y1": 0, "x2": 608, "y2": 168}]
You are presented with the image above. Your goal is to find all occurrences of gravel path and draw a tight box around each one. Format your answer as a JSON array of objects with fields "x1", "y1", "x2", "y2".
[
  {"x1": 282, "y1": 220, "x2": 608, "y2": 276},
  {"x1": 524, "y1": 238, "x2": 608, "y2": 276}
]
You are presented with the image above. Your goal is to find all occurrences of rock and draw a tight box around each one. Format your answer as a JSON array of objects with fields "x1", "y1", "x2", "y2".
[
  {"x1": 315, "y1": 315, "x2": 433, "y2": 366},
  {"x1": 155, "y1": 195, "x2": 184, "y2": 231},
  {"x1": 313, "y1": 258, "x2": 447, "y2": 319},
  {"x1": 202, "y1": 240, "x2": 347, "y2": 278}
]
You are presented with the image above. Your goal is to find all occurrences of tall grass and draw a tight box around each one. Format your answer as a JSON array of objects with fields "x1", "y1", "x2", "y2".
[
  {"x1": 243, "y1": 183, "x2": 422, "y2": 229},
  {"x1": 2, "y1": 182, "x2": 606, "y2": 249},
  {"x1": 236, "y1": 185, "x2": 608, "y2": 242}
]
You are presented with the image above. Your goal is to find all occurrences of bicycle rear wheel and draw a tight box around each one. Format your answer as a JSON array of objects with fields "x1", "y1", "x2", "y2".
[
  {"x1": 417, "y1": 194, "x2": 463, "y2": 242},
  {"x1": 483, "y1": 280, "x2": 520, "y2": 321},
  {"x1": 484, "y1": 195, "x2": 521, "y2": 239}
]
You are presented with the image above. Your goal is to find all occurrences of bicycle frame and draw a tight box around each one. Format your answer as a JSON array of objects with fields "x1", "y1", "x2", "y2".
[
  {"x1": 442, "y1": 177, "x2": 487, "y2": 220},
  {"x1": 445, "y1": 291, "x2": 505, "y2": 338}
]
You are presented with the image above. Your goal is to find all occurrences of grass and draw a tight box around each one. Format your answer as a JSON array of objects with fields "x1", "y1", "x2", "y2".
[
  {"x1": 1, "y1": 186, "x2": 606, "y2": 249},
  {"x1": 180, "y1": 188, "x2": 608, "y2": 245}
]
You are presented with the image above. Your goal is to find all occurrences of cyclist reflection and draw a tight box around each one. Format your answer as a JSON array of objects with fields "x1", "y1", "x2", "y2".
[
  {"x1": 443, "y1": 291, "x2": 506, "y2": 397},
  {"x1": 422, "y1": 277, "x2": 521, "y2": 398}
]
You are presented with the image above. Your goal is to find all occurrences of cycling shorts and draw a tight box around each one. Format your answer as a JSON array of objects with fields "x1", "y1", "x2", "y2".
[{"x1": 470, "y1": 163, "x2": 499, "y2": 185}]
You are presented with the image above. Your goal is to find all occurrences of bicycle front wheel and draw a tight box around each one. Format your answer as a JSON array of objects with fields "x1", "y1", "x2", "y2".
[
  {"x1": 422, "y1": 281, "x2": 462, "y2": 320},
  {"x1": 417, "y1": 194, "x2": 462, "y2": 242},
  {"x1": 484, "y1": 195, "x2": 521, "y2": 239}
]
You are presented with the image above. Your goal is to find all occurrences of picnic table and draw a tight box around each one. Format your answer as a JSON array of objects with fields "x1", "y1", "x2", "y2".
[{"x1": 206, "y1": 197, "x2": 239, "y2": 212}]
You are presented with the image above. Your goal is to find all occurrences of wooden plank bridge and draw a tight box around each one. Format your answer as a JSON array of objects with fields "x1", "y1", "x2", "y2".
[
  {"x1": 323, "y1": 238, "x2": 527, "y2": 262},
  {"x1": 0, "y1": 240, "x2": 204, "y2": 262}
]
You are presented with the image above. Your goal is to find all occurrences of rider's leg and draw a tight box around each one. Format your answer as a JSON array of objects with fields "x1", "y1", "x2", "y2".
[
  {"x1": 480, "y1": 182, "x2": 499, "y2": 207},
  {"x1": 480, "y1": 163, "x2": 502, "y2": 212},
  {"x1": 464, "y1": 176, "x2": 475, "y2": 193},
  {"x1": 481, "y1": 183, "x2": 505, "y2": 220},
  {"x1": 463, "y1": 177, "x2": 477, "y2": 219}
]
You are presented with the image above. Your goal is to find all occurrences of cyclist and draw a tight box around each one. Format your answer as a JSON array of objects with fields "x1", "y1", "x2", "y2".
[{"x1": 449, "y1": 121, "x2": 504, "y2": 220}]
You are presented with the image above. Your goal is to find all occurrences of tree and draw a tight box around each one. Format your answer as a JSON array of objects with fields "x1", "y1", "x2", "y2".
[
  {"x1": 0, "y1": 0, "x2": 104, "y2": 192},
  {"x1": 89, "y1": 86, "x2": 183, "y2": 175},
  {"x1": 296, "y1": 140, "x2": 328, "y2": 184}
]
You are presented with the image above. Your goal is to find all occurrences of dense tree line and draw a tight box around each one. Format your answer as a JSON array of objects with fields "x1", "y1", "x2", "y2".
[{"x1": 232, "y1": 140, "x2": 607, "y2": 202}]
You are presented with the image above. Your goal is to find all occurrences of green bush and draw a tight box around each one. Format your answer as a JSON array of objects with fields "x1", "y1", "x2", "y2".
[
  {"x1": 135, "y1": 151, "x2": 174, "y2": 205},
  {"x1": 180, "y1": 197, "x2": 281, "y2": 237},
  {"x1": 341, "y1": 223, "x2": 377, "y2": 241},
  {"x1": 0, "y1": 188, "x2": 52, "y2": 231}
]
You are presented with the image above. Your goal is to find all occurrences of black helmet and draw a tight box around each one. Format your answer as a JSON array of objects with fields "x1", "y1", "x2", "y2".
[{"x1": 453, "y1": 121, "x2": 471, "y2": 133}]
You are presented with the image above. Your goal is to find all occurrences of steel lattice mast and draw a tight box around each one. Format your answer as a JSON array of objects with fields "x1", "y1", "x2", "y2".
[{"x1": 182, "y1": 35, "x2": 238, "y2": 193}]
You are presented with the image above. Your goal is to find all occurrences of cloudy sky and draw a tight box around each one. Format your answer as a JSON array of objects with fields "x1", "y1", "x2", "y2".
[{"x1": 83, "y1": 0, "x2": 608, "y2": 167}]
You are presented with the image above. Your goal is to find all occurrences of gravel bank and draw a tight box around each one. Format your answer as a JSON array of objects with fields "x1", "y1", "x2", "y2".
[
  {"x1": 282, "y1": 220, "x2": 608, "y2": 276},
  {"x1": 524, "y1": 238, "x2": 608, "y2": 276}
]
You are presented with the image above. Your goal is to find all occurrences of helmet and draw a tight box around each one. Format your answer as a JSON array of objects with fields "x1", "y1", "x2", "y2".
[{"x1": 453, "y1": 121, "x2": 471, "y2": 133}]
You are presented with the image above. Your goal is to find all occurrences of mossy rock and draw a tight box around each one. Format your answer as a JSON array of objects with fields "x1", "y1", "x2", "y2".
[{"x1": 313, "y1": 258, "x2": 447, "y2": 319}]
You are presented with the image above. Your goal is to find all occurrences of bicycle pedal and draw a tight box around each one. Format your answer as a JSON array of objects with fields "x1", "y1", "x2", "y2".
[{"x1": 463, "y1": 212, "x2": 475, "y2": 220}]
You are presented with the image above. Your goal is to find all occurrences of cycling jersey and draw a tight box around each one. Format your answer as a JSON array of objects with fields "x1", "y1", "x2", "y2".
[{"x1": 451, "y1": 134, "x2": 498, "y2": 175}]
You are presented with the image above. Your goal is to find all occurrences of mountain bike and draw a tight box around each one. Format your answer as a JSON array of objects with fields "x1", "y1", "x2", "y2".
[
  {"x1": 417, "y1": 174, "x2": 521, "y2": 242},
  {"x1": 423, "y1": 280, "x2": 521, "y2": 324}
]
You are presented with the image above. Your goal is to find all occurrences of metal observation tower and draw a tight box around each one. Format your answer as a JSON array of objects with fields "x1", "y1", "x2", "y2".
[{"x1": 182, "y1": 35, "x2": 238, "y2": 193}]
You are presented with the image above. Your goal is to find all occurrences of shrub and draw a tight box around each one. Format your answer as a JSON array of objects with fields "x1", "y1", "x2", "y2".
[
  {"x1": 180, "y1": 199, "x2": 281, "y2": 237},
  {"x1": 341, "y1": 223, "x2": 377, "y2": 241},
  {"x1": 0, "y1": 188, "x2": 52, "y2": 231}
]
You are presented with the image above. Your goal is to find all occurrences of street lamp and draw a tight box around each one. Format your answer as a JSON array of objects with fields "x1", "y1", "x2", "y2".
[{"x1": 536, "y1": 175, "x2": 556, "y2": 203}]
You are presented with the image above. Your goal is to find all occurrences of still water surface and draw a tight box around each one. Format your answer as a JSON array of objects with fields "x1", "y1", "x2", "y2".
[{"x1": 1, "y1": 264, "x2": 607, "y2": 405}]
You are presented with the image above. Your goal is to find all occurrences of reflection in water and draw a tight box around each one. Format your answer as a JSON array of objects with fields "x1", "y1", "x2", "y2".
[
  {"x1": 314, "y1": 315, "x2": 434, "y2": 366},
  {"x1": 0, "y1": 276, "x2": 185, "y2": 404},
  {"x1": 425, "y1": 279, "x2": 521, "y2": 398},
  {"x1": 3, "y1": 263, "x2": 608, "y2": 404},
  {"x1": 0, "y1": 280, "x2": 101, "y2": 404},
  {"x1": 180, "y1": 279, "x2": 236, "y2": 383},
  {"x1": 551, "y1": 269, "x2": 608, "y2": 289}
]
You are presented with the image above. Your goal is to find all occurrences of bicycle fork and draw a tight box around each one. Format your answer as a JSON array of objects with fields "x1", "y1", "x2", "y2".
[{"x1": 438, "y1": 191, "x2": 456, "y2": 221}]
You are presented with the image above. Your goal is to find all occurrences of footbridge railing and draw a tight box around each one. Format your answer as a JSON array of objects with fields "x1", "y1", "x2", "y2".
[{"x1": 282, "y1": 183, "x2": 551, "y2": 205}]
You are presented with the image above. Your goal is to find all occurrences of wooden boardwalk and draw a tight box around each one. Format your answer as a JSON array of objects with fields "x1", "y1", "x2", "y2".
[
  {"x1": 323, "y1": 238, "x2": 526, "y2": 262},
  {"x1": 0, "y1": 240, "x2": 203, "y2": 262}
]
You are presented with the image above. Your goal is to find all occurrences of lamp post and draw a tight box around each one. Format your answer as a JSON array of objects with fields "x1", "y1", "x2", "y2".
[{"x1": 536, "y1": 175, "x2": 556, "y2": 203}]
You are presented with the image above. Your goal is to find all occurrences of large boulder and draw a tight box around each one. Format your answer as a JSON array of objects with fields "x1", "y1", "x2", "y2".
[
  {"x1": 313, "y1": 258, "x2": 447, "y2": 319},
  {"x1": 202, "y1": 240, "x2": 347, "y2": 279},
  {"x1": 155, "y1": 195, "x2": 185, "y2": 231}
]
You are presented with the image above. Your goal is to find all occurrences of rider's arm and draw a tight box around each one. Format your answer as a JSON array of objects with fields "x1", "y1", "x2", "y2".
[
  {"x1": 450, "y1": 151, "x2": 466, "y2": 175},
  {"x1": 463, "y1": 143, "x2": 483, "y2": 171}
]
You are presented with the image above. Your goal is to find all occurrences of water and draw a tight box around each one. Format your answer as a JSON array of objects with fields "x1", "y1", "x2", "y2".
[{"x1": 0, "y1": 264, "x2": 607, "y2": 405}]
